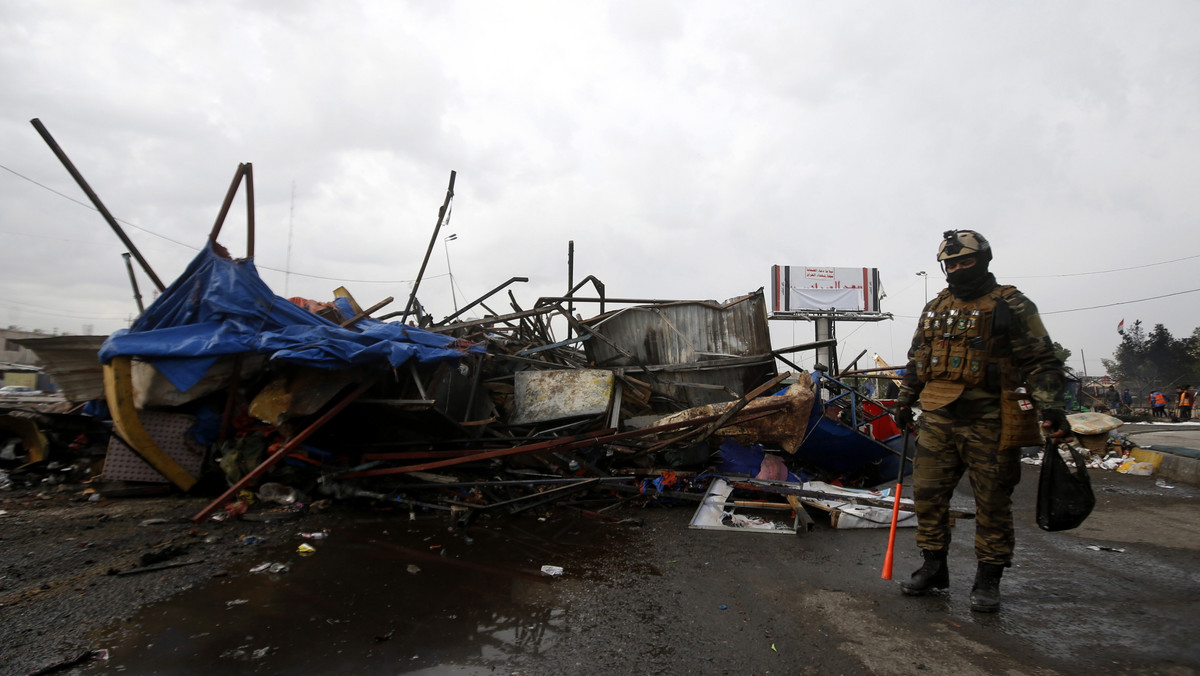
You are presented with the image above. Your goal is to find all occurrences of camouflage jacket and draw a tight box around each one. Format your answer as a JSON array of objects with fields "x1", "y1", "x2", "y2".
[{"x1": 897, "y1": 282, "x2": 1065, "y2": 411}]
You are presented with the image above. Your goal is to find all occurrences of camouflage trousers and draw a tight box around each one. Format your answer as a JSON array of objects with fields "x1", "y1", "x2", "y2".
[{"x1": 912, "y1": 405, "x2": 1022, "y2": 565}]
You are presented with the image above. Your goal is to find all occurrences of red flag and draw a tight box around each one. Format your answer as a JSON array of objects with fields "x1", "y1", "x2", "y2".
[{"x1": 1117, "y1": 319, "x2": 1125, "y2": 334}]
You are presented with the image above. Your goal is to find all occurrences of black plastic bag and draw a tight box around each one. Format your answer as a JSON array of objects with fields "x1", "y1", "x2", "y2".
[{"x1": 1036, "y1": 441, "x2": 1096, "y2": 531}]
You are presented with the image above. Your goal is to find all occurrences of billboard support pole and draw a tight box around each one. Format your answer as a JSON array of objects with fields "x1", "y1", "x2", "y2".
[{"x1": 814, "y1": 317, "x2": 837, "y2": 375}]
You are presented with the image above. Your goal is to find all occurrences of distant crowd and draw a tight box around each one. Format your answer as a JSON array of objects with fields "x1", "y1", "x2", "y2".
[{"x1": 1095, "y1": 383, "x2": 1195, "y2": 421}]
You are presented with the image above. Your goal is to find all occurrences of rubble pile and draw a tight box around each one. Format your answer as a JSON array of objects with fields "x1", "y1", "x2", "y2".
[
  {"x1": 2, "y1": 259, "x2": 908, "y2": 529},
  {"x1": 2, "y1": 155, "x2": 909, "y2": 528}
]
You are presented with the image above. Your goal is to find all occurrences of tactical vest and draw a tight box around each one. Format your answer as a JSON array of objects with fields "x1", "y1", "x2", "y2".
[{"x1": 912, "y1": 285, "x2": 1022, "y2": 391}]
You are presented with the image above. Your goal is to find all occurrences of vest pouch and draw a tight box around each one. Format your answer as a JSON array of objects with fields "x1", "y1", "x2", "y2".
[
  {"x1": 963, "y1": 341, "x2": 988, "y2": 387},
  {"x1": 911, "y1": 344, "x2": 932, "y2": 380},
  {"x1": 1000, "y1": 389, "x2": 1043, "y2": 451},
  {"x1": 946, "y1": 344, "x2": 969, "y2": 380},
  {"x1": 930, "y1": 342, "x2": 951, "y2": 379}
]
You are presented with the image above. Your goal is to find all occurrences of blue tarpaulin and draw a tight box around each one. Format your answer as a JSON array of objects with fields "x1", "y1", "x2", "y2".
[{"x1": 100, "y1": 243, "x2": 483, "y2": 392}]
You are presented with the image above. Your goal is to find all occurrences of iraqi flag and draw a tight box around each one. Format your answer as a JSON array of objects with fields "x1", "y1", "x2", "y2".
[{"x1": 1118, "y1": 319, "x2": 1125, "y2": 335}]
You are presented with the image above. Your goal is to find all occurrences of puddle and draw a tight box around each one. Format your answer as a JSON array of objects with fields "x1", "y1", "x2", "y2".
[{"x1": 83, "y1": 511, "x2": 635, "y2": 674}]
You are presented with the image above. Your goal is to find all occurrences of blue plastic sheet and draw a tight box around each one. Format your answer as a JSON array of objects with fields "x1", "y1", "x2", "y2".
[{"x1": 99, "y1": 243, "x2": 482, "y2": 392}]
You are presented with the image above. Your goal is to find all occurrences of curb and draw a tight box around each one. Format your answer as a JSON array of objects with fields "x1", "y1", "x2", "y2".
[{"x1": 1130, "y1": 446, "x2": 1200, "y2": 487}]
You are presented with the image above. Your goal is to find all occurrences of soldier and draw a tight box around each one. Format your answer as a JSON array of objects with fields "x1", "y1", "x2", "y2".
[{"x1": 893, "y1": 230, "x2": 1070, "y2": 612}]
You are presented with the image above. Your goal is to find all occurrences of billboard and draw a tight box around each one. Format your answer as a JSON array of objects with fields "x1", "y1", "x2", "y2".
[{"x1": 771, "y1": 266, "x2": 882, "y2": 313}]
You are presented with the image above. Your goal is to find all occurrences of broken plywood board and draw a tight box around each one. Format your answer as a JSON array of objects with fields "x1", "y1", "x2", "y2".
[
  {"x1": 689, "y1": 477, "x2": 802, "y2": 534},
  {"x1": 510, "y1": 369, "x2": 614, "y2": 425}
]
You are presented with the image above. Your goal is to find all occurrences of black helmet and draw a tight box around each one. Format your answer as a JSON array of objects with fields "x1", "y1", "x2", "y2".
[{"x1": 937, "y1": 230, "x2": 992, "y2": 263}]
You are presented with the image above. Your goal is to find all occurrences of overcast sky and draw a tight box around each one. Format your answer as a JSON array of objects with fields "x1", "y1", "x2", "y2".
[{"x1": 2, "y1": 1, "x2": 1198, "y2": 377}]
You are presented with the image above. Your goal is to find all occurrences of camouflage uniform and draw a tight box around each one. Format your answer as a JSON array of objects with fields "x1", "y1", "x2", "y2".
[{"x1": 897, "y1": 285, "x2": 1064, "y2": 566}]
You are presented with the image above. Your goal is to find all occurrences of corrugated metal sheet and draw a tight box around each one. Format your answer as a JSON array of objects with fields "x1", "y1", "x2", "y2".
[
  {"x1": 14, "y1": 335, "x2": 106, "y2": 403},
  {"x1": 580, "y1": 291, "x2": 775, "y2": 407}
]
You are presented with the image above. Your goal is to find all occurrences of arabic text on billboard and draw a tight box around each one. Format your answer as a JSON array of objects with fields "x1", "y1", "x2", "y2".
[{"x1": 771, "y1": 266, "x2": 881, "y2": 313}]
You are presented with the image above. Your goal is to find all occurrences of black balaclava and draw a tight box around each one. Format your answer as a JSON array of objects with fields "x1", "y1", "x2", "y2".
[{"x1": 945, "y1": 254, "x2": 996, "y2": 300}]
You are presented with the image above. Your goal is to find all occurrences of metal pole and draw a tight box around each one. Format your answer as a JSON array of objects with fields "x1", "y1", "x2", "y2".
[
  {"x1": 30, "y1": 118, "x2": 166, "y2": 291},
  {"x1": 244, "y1": 163, "x2": 255, "y2": 258},
  {"x1": 121, "y1": 253, "x2": 144, "y2": 313},
  {"x1": 209, "y1": 163, "x2": 247, "y2": 248},
  {"x1": 567, "y1": 240, "x2": 575, "y2": 340},
  {"x1": 443, "y1": 233, "x2": 458, "y2": 313},
  {"x1": 400, "y1": 170, "x2": 456, "y2": 324}
]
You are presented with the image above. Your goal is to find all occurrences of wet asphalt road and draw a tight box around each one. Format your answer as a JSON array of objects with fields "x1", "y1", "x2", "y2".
[{"x1": 75, "y1": 430, "x2": 1200, "y2": 676}]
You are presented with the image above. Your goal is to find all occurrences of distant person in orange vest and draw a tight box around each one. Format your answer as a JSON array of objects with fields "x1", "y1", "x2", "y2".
[
  {"x1": 1177, "y1": 386, "x2": 1194, "y2": 421},
  {"x1": 1149, "y1": 391, "x2": 1168, "y2": 418}
]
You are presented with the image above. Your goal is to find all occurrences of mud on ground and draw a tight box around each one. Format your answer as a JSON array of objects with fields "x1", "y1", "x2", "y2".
[
  {"x1": 0, "y1": 484, "x2": 339, "y2": 676},
  {"x1": 2, "y1": 465, "x2": 1199, "y2": 676}
]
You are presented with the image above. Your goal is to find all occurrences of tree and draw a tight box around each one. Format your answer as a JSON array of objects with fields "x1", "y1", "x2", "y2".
[
  {"x1": 1101, "y1": 320, "x2": 1200, "y2": 397},
  {"x1": 1052, "y1": 342, "x2": 1073, "y2": 374}
]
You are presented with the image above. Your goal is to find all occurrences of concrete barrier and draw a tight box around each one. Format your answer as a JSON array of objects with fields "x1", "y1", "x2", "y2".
[{"x1": 1158, "y1": 452, "x2": 1200, "y2": 487}]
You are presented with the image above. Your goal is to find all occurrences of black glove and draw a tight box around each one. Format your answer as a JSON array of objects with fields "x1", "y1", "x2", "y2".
[
  {"x1": 1041, "y1": 408, "x2": 1071, "y2": 438},
  {"x1": 893, "y1": 405, "x2": 915, "y2": 431}
]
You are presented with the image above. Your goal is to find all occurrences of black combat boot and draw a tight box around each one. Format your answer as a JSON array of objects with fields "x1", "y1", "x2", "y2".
[
  {"x1": 970, "y1": 562, "x2": 1005, "y2": 612},
  {"x1": 900, "y1": 549, "x2": 949, "y2": 595}
]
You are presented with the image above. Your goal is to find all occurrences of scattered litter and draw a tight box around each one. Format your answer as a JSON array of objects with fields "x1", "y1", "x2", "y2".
[
  {"x1": 1087, "y1": 545, "x2": 1126, "y2": 553},
  {"x1": 1155, "y1": 479, "x2": 1175, "y2": 489},
  {"x1": 220, "y1": 645, "x2": 272, "y2": 660},
  {"x1": 226, "y1": 599, "x2": 249, "y2": 607},
  {"x1": 406, "y1": 564, "x2": 421, "y2": 575},
  {"x1": 1117, "y1": 461, "x2": 1155, "y2": 476},
  {"x1": 239, "y1": 535, "x2": 266, "y2": 546},
  {"x1": 540, "y1": 565, "x2": 564, "y2": 576},
  {"x1": 139, "y1": 518, "x2": 170, "y2": 526},
  {"x1": 223, "y1": 501, "x2": 249, "y2": 518},
  {"x1": 299, "y1": 531, "x2": 329, "y2": 539},
  {"x1": 249, "y1": 562, "x2": 290, "y2": 574},
  {"x1": 297, "y1": 543, "x2": 316, "y2": 556},
  {"x1": 719, "y1": 604, "x2": 728, "y2": 610}
]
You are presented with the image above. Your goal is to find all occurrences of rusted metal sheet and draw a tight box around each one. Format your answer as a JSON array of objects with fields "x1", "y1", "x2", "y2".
[
  {"x1": 249, "y1": 366, "x2": 360, "y2": 427},
  {"x1": 510, "y1": 369, "x2": 615, "y2": 425},
  {"x1": 12, "y1": 335, "x2": 106, "y2": 403},
  {"x1": 579, "y1": 291, "x2": 775, "y2": 408}
]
